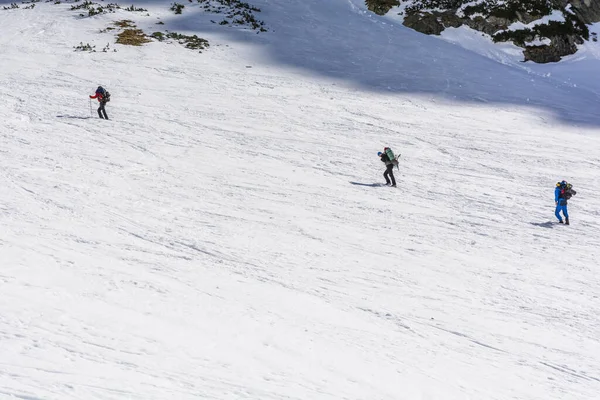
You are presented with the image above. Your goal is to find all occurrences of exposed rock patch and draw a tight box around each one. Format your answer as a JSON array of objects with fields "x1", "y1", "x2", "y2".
[
  {"x1": 366, "y1": 0, "x2": 400, "y2": 15},
  {"x1": 404, "y1": 12, "x2": 444, "y2": 34},
  {"x1": 368, "y1": 0, "x2": 600, "y2": 63}
]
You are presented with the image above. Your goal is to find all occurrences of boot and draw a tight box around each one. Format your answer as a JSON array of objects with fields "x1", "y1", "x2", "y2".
[{"x1": 565, "y1": 218, "x2": 569, "y2": 225}]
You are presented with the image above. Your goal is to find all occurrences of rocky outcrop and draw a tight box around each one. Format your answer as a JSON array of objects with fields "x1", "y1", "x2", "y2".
[
  {"x1": 524, "y1": 34, "x2": 583, "y2": 62},
  {"x1": 464, "y1": 15, "x2": 504, "y2": 35},
  {"x1": 404, "y1": 12, "x2": 444, "y2": 35},
  {"x1": 365, "y1": 0, "x2": 400, "y2": 16},
  {"x1": 438, "y1": 11, "x2": 463, "y2": 28},
  {"x1": 387, "y1": 0, "x2": 599, "y2": 63},
  {"x1": 570, "y1": 0, "x2": 600, "y2": 24},
  {"x1": 403, "y1": 9, "x2": 512, "y2": 35},
  {"x1": 404, "y1": 10, "x2": 508, "y2": 35}
]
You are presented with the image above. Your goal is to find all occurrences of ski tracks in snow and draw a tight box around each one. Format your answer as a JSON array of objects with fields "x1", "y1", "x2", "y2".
[{"x1": 1, "y1": 2, "x2": 600, "y2": 400}]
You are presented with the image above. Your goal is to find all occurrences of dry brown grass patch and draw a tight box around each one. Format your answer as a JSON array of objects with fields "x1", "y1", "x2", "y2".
[
  {"x1": 116, "y1": 29, "x2": 151, "y2": 46},
  {"x1": 114, "y1": 20, "x2": 136, "y2": 28}
]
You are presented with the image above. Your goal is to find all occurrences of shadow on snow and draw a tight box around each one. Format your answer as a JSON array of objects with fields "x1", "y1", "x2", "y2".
[
  {"x1": 349, "y1": 181, "x2": 385, "y2": 187},
  {"x1": 530, "y1": 221, "x2": 557, "y2": 228},
  {"x1": 57, "y1": 115, "x2": 93, "y2": 120}
]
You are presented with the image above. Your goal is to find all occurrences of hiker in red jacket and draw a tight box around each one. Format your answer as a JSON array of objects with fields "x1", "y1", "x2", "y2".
[{"x1": 89, "y1": 86, "x2": 109, "y2": 119}]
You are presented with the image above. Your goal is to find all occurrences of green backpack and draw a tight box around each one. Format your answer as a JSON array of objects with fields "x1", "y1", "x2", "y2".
[
  {"x1": 384, "y1": 147, "x2": 399, "y2": 167},
  {"x1": 384, "y1": 147, "x2": 395, "y2": 160}
]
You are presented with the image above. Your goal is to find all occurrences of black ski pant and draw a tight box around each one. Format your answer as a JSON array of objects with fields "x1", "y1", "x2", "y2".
[
  {"x1": 384, "y1": 164, "x2": 396, "y2": 186},
  {"x1": 97, "y1": 101, "x2": 108, "y2": 120}
]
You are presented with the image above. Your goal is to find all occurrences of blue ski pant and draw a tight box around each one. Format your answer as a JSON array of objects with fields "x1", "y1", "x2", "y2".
[{"x1": 555, "y1": 204, "x2": 568, "y2": 221}]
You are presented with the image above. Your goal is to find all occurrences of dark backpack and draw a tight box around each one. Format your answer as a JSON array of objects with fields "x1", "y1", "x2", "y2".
[
  {"x1": 96, "y1": 86, "x2": 111, "y2": 102},
  {"x1": 563, "y1": 184, "x2": 576, "y2": 200}
]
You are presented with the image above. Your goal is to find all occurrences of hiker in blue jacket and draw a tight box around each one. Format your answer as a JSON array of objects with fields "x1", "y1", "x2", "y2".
[{"x1": 555, "y1": 180, "x2": 576, "y2": 225}]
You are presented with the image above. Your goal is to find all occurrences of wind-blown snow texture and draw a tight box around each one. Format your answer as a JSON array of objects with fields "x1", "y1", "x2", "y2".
[{"x1": 1, "y1": 1, "x2": 600, "y2": 399}]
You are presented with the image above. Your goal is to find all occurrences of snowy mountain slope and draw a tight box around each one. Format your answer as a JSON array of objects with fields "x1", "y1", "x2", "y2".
[
  {"x1": 25, "y1": 0, "x2": 598, "y2": 125},
  {"x1": 172, "y1": 0, "x2": 600, "y2": 126},
  {"x1": 434, "y1": 22, "x2": 600, "y2": 96},
  {"x1": 1, "y1": 1, "x2": 600, "y2": 400}
]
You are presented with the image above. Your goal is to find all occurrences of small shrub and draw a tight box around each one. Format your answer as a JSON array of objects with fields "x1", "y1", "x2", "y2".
[
  {"x1": 463, "y1": 3, "x2": 486, "y2": 17},
  {"x1": 88, "y1": 7, "x2": 102, "y2": 16},
  {"x1": 565, "y1": 11, "x2": 589, "y2": 40},
  {"x1": 74, "y1": 42, "x2": 96, "y2": 52},
  {"x1": 2, "y1": 3, "x2": 20, "y2": 9},
  {"x1": 197, "y1": 0, "x2": 267, "y2": 31},
  {"x1": 488, "y1": 0, "x2": 552, "y2": 20},
  {"x1": 493, "y1": 9, "x2": 589, "y2": 45},
  {"x1": 167, "y1": 32, "x2": 209, "y2": 51},
  {"x1": 71, "y1": 1, "x2": 120, "y2": 17},
  {"x1": 493, "y1": 28, "x2": 534, "y2": 46},
  {"x1": 70, "y1": 0, "x2": 93, "y2": 10},
  {"x1": 153, "y1": 31, "x2": 209, "y2": 52},
  {"x1": 405, "y1": 0, "x2": 466, "y2": 14},
  {"x1": 170, "y1": 2, "x2": 184, "y2": 14},
  {"x1": 114, "y1": 19, "x2": 136, "y2": 28},
  {"x1": 125, "y1": 4, "x2": 147, "y2": 12},
  {"x1": 151, "y1": 31, "x2": 165, "y2": 41}
]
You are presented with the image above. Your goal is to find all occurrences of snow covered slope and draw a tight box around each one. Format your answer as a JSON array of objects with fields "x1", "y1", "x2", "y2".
[
  {"x1": 381, "y1": 2, "x2": 600, "y2": 95},
  {"x1": 435, "y1": 21, "x2": 600, "y2": 96},
  {"x1": 1, "y1": 1, "x2": 600, "y2": 399}
]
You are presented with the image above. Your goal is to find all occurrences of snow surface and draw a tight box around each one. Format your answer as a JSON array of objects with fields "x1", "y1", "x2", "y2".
[
  {"x1": 1, "y1": 1, "x2": 600, "y2": 399},
  {"x1": 436, "y1": 22, "x2": 600, "y2": 97}
]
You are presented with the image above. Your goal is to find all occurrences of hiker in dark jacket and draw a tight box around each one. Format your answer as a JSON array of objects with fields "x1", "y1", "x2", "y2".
[
  {"x1": 378, "y1": 151, "x2": 396, "y2": 187},
  {"x1": 90, "y1": 86, "x2": 109, "y2": 120}
]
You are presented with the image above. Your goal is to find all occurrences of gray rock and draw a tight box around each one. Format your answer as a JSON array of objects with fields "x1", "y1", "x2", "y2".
[
  {"x1": 570, "y1": 0, "x2": 600, "y2": 24},
  {"x1": 524, "y1": 45, "x2": 562, "y2": 63},
  {"x1": 514, "y1": 11, "x2": 541, "y2": 25},
  {"x1": 438, "y1": 11, "x2": 463, "y2": 28},
  {"x1": 486, "y1": 16, "x2": 510, "y2": 30},
  {"x1": 365, "y1": 0, "x2": 400, "y2": 16},
  {"x1": 397, "y1": 0, "x2": 597, "y2": 63},
  {"x1": 524, "y1": 35, "x2": 580, "y2": 63},
  {"x1": 465, "y1": 16, "x2": 499, "y2": 35},
  {"x1": 403, "y1": 12, "x2": 445, "y2": 35}
]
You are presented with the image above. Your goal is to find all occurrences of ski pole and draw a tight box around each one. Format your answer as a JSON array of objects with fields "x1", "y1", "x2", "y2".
[{"x1": 89, "y1": 98, "x2": 93, "y2": 117}]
